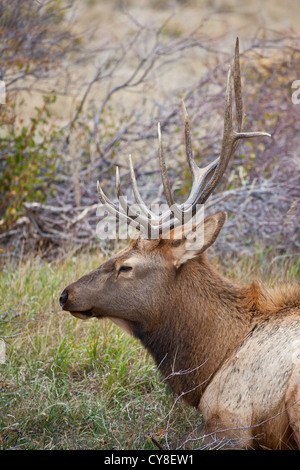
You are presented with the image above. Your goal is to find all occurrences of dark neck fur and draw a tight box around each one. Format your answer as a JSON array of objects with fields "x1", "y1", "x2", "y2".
[{"x1": 135, "y1": 255, "x2": 254, "y2": 407}]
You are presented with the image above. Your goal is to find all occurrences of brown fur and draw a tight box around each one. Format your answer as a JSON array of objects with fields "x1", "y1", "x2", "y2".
[
  {"x1": 244, "y1": 280, "x2": 300, "y2": 316},
  {"x1": 60, "y1": 213, "x2": 300, "y2": 449}
]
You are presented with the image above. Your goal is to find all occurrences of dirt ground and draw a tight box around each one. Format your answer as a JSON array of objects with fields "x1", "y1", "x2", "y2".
[
  {"x1": 74, "y1": 0, "x2": 299, "y2": 41},
  {"x1": 16, "y1": 0, "x2": 300, "y2": 126}
]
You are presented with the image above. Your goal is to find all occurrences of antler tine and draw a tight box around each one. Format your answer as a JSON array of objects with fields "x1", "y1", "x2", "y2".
[
  {"x1": 232, "y1": 37, "x2": 269, "y2": 141},
  {"x1": 157, "y1": 122, "x2": 174, "y2": 208},
  {"x1": 116, "y1": 162, "x2": 155, "y2": 226},
  {"x1": 128, "y1": 155, "x2": 155, "y2": 218},
  {"x1": 157, "y1": 122, "x2": 196, "y2": 224},
  {"x1": 97, "y1": 179, "x2": 151, "y2": 233},
  {"x1": 98, "y1": 179, "x2": 120, "y2": 211},
  {"x1": 128, "y1": 155, "x2": 143, "y2": 205},
  {"x1": 97, "y1": 180, "x2": 134, "y2": 225},
  {"x1": 115, "y1": 165, "x2": 122, "y2": 200},
  {"x1": 157, "y1": 113, "x2": 218, "y2": 225},
  {"x1": 115, "y1": 155, "x2": 176, "y2": 234},
  {"x1": 116, "y1": 156, "x2": 160, "y2": 224},
  {"x1": 233, "y1": 37, "x2": 243, "y2": 133},
  {"x1": 196, "y1": 38, "x2": 271, "y2": 205},
  {"x1": 181, "y1": 100, "x2": 220, "y2": 209},
  {"x1": 196, "y1": 65, "x2": 234, "y2": 205},
  {"x1": 115, "y1": 165, "x2": 131, "y2": 215}
]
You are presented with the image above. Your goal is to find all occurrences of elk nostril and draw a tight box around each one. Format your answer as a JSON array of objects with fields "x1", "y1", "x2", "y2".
[{"x1": 59, "y1": 289, "x2": 68, "y2": 308}]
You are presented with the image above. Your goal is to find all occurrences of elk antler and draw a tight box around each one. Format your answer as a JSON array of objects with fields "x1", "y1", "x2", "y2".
[{"x1": 97, "y1": 38, "x2": 271, "y2": 237}]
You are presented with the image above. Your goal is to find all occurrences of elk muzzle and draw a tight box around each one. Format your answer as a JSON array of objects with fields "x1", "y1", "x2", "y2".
[
  {"x1": 59, "y1": 284, "x2": 95, "y2": 320},
  {"x1": 59, "y1": 289, "x2": 68, "y2": 309}
]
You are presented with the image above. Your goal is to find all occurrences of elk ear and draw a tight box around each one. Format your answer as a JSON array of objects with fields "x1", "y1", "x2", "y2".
[{"x1": 174, "y1": 211, "x2": 227, "y2": 268}]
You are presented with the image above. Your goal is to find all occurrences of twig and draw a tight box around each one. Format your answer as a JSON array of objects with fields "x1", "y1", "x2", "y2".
[{"x1": 151, "y1": 437, "x2": 165, "y2": 451}]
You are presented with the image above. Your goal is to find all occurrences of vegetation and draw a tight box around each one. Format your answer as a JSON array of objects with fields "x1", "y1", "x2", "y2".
[
  {"x1": 0, "y1": 251, "x2": 197, "y2": 450},
  {"x1": 0, "y1": 3, "x2": 298, "y2": 259},
  {"x1": 0, "y1": 0, "x2": 299, "y2": 451},
  {"x1": 0, "y1": 0, "x2": 76, "y2": 228},
  {"x1": 0, "y1": 250, "x2": 298, "y2": 450}
]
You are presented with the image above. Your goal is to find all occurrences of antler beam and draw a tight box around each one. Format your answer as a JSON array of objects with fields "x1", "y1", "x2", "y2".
[{"x1": 97, "y1": 38, "x2": 271, "y2": 237}]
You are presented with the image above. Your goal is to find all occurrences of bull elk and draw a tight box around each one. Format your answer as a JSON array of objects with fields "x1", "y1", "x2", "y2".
[{"x1": 59, "y1": 39, "x2": 300, "y2": 449}]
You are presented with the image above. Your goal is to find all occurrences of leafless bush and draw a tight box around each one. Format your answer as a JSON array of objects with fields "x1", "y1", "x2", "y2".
[
  {"x1": 0, "y1": 0, "x2": 76, "y2": 94},
  {"x1": 0, "y1": 9, "x2": 299, "y2": 262}
]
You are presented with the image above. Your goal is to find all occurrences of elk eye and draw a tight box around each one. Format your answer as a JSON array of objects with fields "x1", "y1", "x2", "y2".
[{"x1": 119, "y1": 265, "x2": 133, "y2": 274}]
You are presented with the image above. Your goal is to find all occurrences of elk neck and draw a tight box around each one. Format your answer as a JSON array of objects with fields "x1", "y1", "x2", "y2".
[{"x1": 134, "y1": 253, "x2": 255, "y2": 408}]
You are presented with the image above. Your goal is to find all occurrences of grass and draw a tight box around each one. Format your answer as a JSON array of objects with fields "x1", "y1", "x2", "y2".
[
  {"x1": 0, "y1": 247, "x2": 299, "y2": 450},
  {"x1": 0, "y1": 250, "x2": 199, "y2": 450}
]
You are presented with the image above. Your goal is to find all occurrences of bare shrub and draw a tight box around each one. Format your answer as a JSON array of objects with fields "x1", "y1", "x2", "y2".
[{"x1": 0, "y1": 9, "x2": 299, "y2": 263}]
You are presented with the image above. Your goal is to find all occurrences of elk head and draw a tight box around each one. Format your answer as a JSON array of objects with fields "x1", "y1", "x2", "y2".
[{"x1": 60, "y1": 38, "x2": 270, "y2": 339}]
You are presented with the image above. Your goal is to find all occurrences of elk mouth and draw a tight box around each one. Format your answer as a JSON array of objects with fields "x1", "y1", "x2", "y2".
[{"x1": 69, "y1": 309, "x2": 95, "y2": 321}]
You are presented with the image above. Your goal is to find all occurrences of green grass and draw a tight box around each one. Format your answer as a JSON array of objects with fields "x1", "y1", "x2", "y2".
[
  {"x1": 0, "y1": 251, "x2": 200, "y2": 450},
  {"x1": 0, "y1": 248, "x2": 299, "y2": 450}
]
